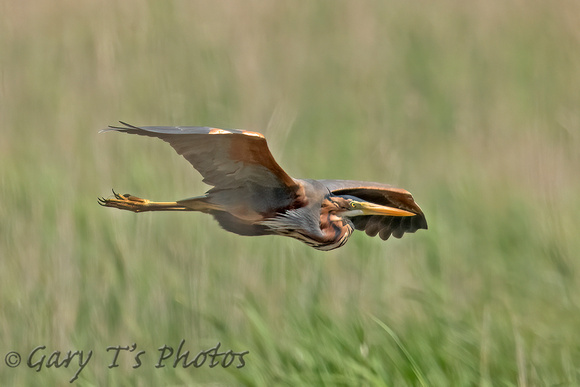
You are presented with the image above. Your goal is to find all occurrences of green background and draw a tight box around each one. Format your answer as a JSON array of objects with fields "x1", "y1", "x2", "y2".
[{"x1": 1, "y1": 1, "x2": 579, "y2": 385}]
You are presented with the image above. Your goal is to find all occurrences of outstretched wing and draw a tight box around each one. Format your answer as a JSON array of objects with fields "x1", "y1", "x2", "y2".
[
  {"x1": 319, "y1": 179, "x2": 428, "y2": 240},
  {"x1": 102, "y1": 122, "x2": 303, "y2": 213}
]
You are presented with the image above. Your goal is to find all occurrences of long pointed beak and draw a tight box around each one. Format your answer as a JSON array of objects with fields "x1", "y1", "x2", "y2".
[{"x1": 356, "y1": 201, "x2": 416, "y2": 217}]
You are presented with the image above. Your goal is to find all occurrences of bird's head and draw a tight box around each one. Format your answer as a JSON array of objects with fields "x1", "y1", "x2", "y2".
[{"x1": 326, "y1": 195, "x2": 416, "y2": 221}]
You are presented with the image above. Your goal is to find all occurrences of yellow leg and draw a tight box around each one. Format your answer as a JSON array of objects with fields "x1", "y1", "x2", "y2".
[{"x1": 98, "y1": 190, "x2": 193, "y2": 213}]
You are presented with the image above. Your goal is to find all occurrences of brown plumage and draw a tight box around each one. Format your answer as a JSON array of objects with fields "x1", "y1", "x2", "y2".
[{"x1": 99, "y1": 122, "x2": 427, "y2": 250}]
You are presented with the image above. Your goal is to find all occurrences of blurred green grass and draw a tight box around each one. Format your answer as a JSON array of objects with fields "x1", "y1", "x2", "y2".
[{"x1": 1, "y1": 0, "x2": 580, "y2": 385}]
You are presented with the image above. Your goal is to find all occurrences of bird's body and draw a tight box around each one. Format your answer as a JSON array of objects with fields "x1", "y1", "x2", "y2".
[{"x1": 99, "y1": 122, "x2": 427, "y2": 250}]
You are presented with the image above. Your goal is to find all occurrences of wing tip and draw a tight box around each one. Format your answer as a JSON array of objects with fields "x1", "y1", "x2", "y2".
[
  {"x1": 100, "y1": 121, "x2": 141, "y2": 133},
  {"x1": 101, "y1": 122, "x2": 266, "y2": 138}
]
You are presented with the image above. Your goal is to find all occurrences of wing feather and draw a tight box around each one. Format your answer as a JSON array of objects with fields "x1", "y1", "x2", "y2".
[
  {"x1": 102, "y1": 122, "x2": 303, "y2": 214},
  {"x1": 103, "y1": 122, "x2": 297, "y2": 188}
]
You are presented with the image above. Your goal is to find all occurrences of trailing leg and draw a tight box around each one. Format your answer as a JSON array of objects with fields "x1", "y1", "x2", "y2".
[{"x1": 98, "y1": 190, "x2": 193, "y2": 213}]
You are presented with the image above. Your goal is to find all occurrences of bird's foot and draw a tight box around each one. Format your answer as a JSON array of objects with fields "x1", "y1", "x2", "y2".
[{"x1": 98, "y1": 190, "x2": 150, "y2": 212}]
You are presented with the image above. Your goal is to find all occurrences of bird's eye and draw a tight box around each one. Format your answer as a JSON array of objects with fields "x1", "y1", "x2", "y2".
[{"x1": 349, "y1": 202, "x2": 356, "y2": 208}]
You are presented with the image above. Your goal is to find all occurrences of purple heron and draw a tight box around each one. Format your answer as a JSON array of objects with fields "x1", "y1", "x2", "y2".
[{"x1": 99, "y1": 122, "x2": 427, "y2": 250}]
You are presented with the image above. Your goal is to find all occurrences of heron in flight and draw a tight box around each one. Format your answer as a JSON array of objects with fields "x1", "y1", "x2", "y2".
[{"x1": 99, "y1": 122, "x2": 427, "y2": 250}]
